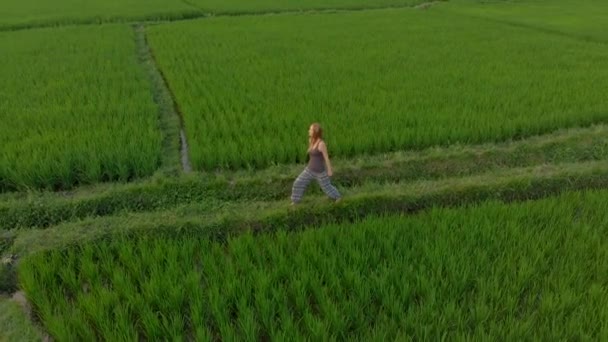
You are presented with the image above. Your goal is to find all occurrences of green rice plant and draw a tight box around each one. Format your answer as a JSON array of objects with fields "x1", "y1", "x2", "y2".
[
  {"x1": 0, "y1": 26, "x2": 162, "y2": 191},
  {"x1": 147, "y1": 7, "x2": 608, "y2": 171},
  {"x1": 18, "y1": 189, "x2": 608, "y2": 340}
]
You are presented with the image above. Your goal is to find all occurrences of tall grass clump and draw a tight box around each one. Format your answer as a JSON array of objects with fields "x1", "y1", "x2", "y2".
[
  {"x1": 0, "y1": 26, "x2": 162, "y2": 192},
  {"x1": 19, "y1": 190, "x2": 608, "y2": 340}
]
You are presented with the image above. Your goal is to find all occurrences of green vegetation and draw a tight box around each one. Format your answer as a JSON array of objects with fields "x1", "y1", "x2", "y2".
[
  {"x1": 0, "y1": 0, "x2": 198, "y2": 30},
  {"x1": 147, "y1": 8, "x2": 608, "y2": 170},
  {"x1": 19, "y1": 190, "x2": 608, "y2": 340},
  {"x1": 0, "y1": 0, "x2": 433, "y2": 31},
  {"x1": 2, "y1": 0, "x2": 608, "y2": 339},
  {"x1": 0, "y1": 26, "x2": 162, "y2": 192}
]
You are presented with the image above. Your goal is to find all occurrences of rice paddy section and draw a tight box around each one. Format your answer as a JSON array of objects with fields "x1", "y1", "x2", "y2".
[
  {"x1": 0, "y1": 0, "x2": 199, "y2": 30},
  {"x1": 0, "y1": 26, "x2": 162, "y2": 192},
  {"x1": 147, "y1": 9, "x2": 608, "y2": 171},
  {"x1": 18, "y1": 190, "x2": 608, "y2": 340},
  {"x1": 443, "y1": 0, "x2": 608, "y2": 43},
  {"x1": 0, "y1": 0, "x2": 437, "y2": 30}
]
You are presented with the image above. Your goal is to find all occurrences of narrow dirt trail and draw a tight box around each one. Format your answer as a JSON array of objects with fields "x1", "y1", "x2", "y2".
[{"x1": 135, "y1": 24, "x2": 193, "y2": 174}]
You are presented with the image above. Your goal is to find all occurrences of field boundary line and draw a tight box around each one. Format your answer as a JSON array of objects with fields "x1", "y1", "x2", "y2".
[
  {"x1": 477, "y1": 16, "x2": 606, "y2": 44},
  {"x1": 438, "y1": 9, "x2": 607, "y2": 45},
  {"x1": 180, "y1": 0, "x2": 206, "y2": 12},
  {"x1": 0, "y1": 1, "x2": 445, "y2": 33},
  {"x1": 8, "y1": 160, "x2": 608, "y2": 258},
  {"x1": 135, "y1": 24, "x2": 192, "y2": 174}
]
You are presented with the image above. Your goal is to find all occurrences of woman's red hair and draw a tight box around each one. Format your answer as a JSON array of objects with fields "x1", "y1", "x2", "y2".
[{"x1": 308, "y1": 123, "x2": 323, "y2": 149}]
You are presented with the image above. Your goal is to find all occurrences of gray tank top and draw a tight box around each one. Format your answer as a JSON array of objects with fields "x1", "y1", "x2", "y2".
[{"x1": 307, "y1": 144, "x2": 325, "y2": 173}]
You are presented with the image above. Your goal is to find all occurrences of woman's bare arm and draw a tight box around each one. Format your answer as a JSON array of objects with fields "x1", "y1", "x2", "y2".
[{"x1": 318, "y1": 141, "x2": 333, "y2": 176}]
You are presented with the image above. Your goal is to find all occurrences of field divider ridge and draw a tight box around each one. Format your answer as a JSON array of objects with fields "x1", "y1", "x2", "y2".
[
  {"x1": 6, "y1": 159, "x2": 608, "y2": 259},
  {"x1": 0, "y1": 124, "x2": 607, "y2": 231},
  {"x1": 436, "y1": 6, "x2": 608, "y2": 45},
  {"x1": 0, "y1": 296, "x2": 48, "y2": 342},
  {"x1": 134, "y1": 24, "x2": 192, "y2": 175}
]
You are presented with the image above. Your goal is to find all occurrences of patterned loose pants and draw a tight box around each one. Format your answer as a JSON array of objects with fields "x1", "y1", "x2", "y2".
[{"x1": 291, "y1": 168, "x2": 341, "y2": 203}]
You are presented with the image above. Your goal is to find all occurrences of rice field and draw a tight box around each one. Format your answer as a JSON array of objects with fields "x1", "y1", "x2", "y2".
[
  {"x1": 3, "y1": 0, "x2": 608, "y2": 340},
  {"x1": 0, "y1": 0, "x2": 197, "y2": 29},
  {"x1": 147, "y1": 8, "x2": 608, "y2": 170},
  {"x1": 0, "y1": 26, "x2": 162, "y2": 192},
  {"x1": 18, "y1": 190, "x2": 608, "y2": 340},
  {"x1": 0, "y1": 0, "x2": 430, "y2": 30}
]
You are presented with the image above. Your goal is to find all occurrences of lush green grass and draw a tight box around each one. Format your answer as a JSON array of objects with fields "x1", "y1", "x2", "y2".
[
  {"x1": 147, "y1": 8, "x2": 608, "y2": 170},
  {"x1": 18, "y1": 189, "x2": 608, "y2": 340},
  {"x1": 444, "y1": 0, "x2": 608, "y2": 43},
  {"x1": 0, "y1": 26, "x2": 162, "y2": 192},
  {"x1": 0, "y1": 0, "x2": 199, "y2": 30}
]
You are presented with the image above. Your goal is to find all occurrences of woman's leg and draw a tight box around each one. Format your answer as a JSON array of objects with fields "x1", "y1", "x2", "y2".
[
  {"x1": 291, "y1": 169, "x2": 314, "y2": 204},
  {"x1": 315, "y1": 171, "x2": 341, "y2": 200}
]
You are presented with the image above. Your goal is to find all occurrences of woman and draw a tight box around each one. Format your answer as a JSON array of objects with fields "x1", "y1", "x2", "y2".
[{"x1": 291, "y1": 123, "x2": 342, "y2": 205}]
